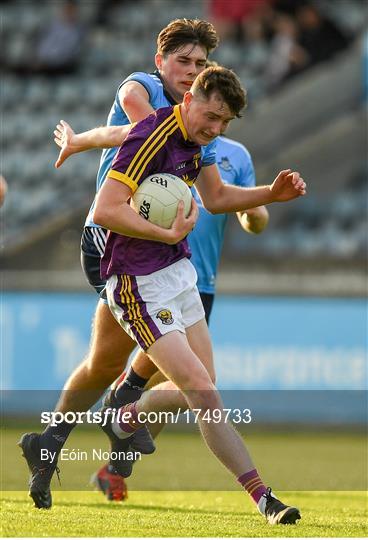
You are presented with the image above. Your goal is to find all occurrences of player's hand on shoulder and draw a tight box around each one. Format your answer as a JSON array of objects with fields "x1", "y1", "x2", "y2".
[
  {"x1": 166, "y1": 197, "x2": 198, "y2": 245},
  {"x1": 270, "y1": 169, "x2": 307, "y2": 202}
]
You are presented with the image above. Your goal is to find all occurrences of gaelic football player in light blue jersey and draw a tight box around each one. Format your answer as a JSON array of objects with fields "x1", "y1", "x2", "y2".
[{"x1": 189, "y1": 135, "x2": 269, "y2": 318}]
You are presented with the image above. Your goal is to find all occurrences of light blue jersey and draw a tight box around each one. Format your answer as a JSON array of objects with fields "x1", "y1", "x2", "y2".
[
  {"x1": 188, "y1": 136, "x2": 256, "y2": 294},
  {"x1": 85, "y1": 71, "x2": 217, "y2": 227}
]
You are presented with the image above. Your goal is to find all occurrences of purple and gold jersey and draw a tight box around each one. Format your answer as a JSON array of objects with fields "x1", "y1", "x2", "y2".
[{"x1": 101, "y1": 105, "x2": 202, "y2": 278}]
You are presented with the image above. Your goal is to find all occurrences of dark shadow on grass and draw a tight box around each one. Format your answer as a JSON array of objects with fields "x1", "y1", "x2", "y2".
[
  {"x1": 1, "y1": 496, "x2": 250, "y2": 519},
  {"x1": 58, "y1": 500, "x2": 249, "y2": 517}
]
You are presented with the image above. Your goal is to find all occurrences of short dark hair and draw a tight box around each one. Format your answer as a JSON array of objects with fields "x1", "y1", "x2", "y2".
[
  {"x1": 205, "y1": 59, "x2": 219, "y2": 68},
  {"x1": 157, "y1": 18, "x2": 219, "y2": 57},
  {"x1": 191, "y1": 66, "x2": 247, "y2": 118}
]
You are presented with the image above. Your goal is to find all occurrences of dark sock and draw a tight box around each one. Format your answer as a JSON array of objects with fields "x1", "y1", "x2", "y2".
[
  {"x1": 39, "y1": 421, "x2": 76, "y2": 461},
  {"x1": 114, "y1": 367, "x2": 148, "y2": 406}
]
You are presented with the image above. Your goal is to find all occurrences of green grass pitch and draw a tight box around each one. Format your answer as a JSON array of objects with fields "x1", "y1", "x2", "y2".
[
  {"x1": 2, "y1": 490, "x2": 367, "y2": 537},
  {"x1": 1, "y1": 427, "x2": 367, "y2": 537}
]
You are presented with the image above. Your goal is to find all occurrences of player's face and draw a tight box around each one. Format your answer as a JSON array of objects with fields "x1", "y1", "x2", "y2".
[
  {"x1": 183, "y1": 92, "x2": 235, "y2": 146},
  {"x1": 155, "y1": 44, "x2": 207, "y2": 103}
]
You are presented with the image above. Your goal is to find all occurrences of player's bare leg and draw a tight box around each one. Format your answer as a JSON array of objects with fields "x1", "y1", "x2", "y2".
[
  {"x1": 92, "y1": 348, "x2": 160, "y2": 502},
  {"x1": 112, "y1": 328, "x2": 301, "y2": 524},
  {"x1": 139, "y1": 330, "x2": 254, "y2": 476},
  {"x1": 56, "y1": 301, "x2": 136, "y2": 413},
  {"x1": 18, "y1": 302, "x2": 137, "y2": 509},
  {"x1": 185, "y1": 319, "x2": 216, "y2": 383},
  {"x1": 117, "y1": 319, "x2": 215, "y2": 439},
  {"x1": 100, "y1": 346, "x2": 158, "y2": 466},
  {"x1": 110, "y1": 326, "x2": 253, "y2": 475}
]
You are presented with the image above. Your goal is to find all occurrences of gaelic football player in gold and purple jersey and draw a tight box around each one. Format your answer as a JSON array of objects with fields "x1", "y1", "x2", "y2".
[{"x1": 91, "y1": 67, "x2": 304, "y2": 524}]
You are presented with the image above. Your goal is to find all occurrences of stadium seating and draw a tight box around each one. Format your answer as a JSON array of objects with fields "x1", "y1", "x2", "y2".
[{"x1": 1, "y1": 0, "x2": 366, "y2": 273}]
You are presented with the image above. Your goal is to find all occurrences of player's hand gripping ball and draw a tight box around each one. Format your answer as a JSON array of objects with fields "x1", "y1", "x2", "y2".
[{"x1": 132, "y1": 173, "x2": 192, "y2": 229}]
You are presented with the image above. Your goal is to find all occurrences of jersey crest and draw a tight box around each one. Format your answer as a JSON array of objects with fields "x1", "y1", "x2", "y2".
[
  {"x1": 156, "y1": 309, "x2": 174, "y2": 325},
  {"x1": 218, "y1": 156, "x2": 233, "y2": 172}
]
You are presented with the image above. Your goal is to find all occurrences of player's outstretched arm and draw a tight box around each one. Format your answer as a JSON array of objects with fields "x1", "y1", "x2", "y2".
[
  {"x1": 53, "y1": 121, "x2": 132, "y2": 168},
  {"x1": 196, "y1": 165, "x2": 306, "y2": 213},
  {"x1": 93, "y1": 178, "x2": 197, "y2": 245}
]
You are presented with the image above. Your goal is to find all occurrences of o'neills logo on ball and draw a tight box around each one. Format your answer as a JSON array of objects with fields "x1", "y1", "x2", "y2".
[
  {"x1": 139, "y1": 200, "x2": 150, "y2": 220},
  {"x1": 156, "y1": 309, "x2": 174, "y2": 325}
]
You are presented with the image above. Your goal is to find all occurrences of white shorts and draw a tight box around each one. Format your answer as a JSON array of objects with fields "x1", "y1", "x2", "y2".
[{"x1": 106, "y1": 258, "x2": 205, "y2": 351}]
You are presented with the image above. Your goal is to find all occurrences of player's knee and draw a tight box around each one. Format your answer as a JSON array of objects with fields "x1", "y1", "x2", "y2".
[
  {"x1": 197, "y1": 368, "x2": 216, "y2": 385},
  {"x1": 184, "y1": 375, "x2": 217, "y2": 402},
  {"x1": 86, "y1": 364, "x2": 120, "y2": 386},
  {"x1": 84, "y1": 352, "x2": 126, "y2": 384},
  {"x1": 186, "y1": 385, "x2": 221, "y2": 413},
  {"x1": 196, "y1": 367, "x2": 216, "y2": 388},
  {"x1": 208, "y1": 369, "x2": 216, "y2": 385}
]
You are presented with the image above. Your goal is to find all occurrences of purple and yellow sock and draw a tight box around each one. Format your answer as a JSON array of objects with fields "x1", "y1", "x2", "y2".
[{"x1": 238, "y1": 469, "x2": 267, "y2": 505}]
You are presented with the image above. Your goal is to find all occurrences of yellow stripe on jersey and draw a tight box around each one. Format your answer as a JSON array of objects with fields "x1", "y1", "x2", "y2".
[
  {"x1": 130, "y1": 122, "x2": 179, "y2": 185},
  {"x1": 181, "y1": 173, "x2": 195, "y2": 187},
  {"x1": 173, "y1": 105, "x2": 188, "y2": 140},
  {"x1": 107, "y1": 170, "x2": 138, "y2": 193},
  {"x1": 108, "y1": 110, "x2": 184, "y2": 198},
  {"x1": 126, "y1": 112, "x2": 176, "y2": 178},
  {"x1": 127, "y1": 116, "x2": 177, "y2": 183}
]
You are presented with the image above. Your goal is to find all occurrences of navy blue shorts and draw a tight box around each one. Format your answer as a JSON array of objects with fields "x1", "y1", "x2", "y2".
[
  {"x1": 81, "y1": 226, "x2": 108, "y2": 299},
  {"x1": 81, "y1": 226, "x2": 214, "y2": 322},
  {"x1": 199, "y1": 292, "x2": 215, "y2": 324}
]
